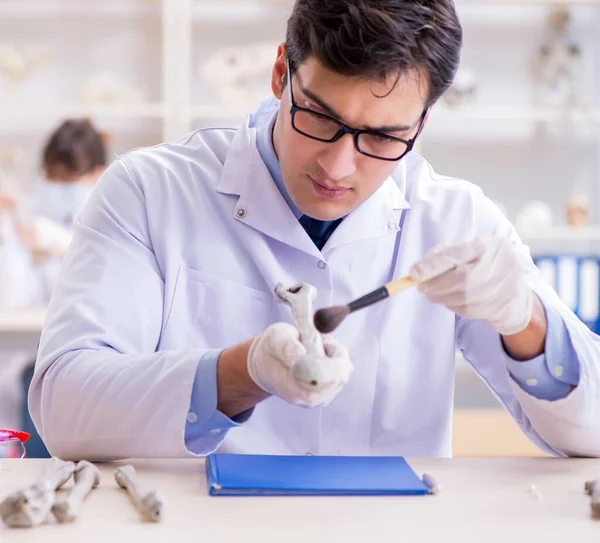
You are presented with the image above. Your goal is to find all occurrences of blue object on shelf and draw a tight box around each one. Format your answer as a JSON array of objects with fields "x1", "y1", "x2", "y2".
[
  {"x1": 533, "y1": 254, "x2": 600, "y2": 333},
  {"x1": 205, "y1": 453, "x2": 431, "y2": 496}
]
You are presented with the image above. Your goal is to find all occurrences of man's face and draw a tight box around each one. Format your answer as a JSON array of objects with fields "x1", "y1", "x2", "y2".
[{"x1": 271, "y1": 46, "x2": 429, "y2": 221}]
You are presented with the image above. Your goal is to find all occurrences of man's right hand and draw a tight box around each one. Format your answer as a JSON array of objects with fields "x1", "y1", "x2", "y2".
[{"x1": 247, "y1": 322, "x2": 353, "y2": 408}]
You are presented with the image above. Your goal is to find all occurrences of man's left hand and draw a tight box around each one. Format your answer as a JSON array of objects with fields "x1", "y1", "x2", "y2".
[{"x1": 409, "y1": 237, "x2": 534, "y2": 336}]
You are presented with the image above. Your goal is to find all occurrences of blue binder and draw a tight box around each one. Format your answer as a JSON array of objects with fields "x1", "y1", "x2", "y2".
[{"x1": 205, "y1": 453, "x2": 432, "y2": 496}]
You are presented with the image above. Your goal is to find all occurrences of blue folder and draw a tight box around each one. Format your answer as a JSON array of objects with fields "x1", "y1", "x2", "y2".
[{"x1": 205, "y1": 453, "x2": 432, "y2": 496}]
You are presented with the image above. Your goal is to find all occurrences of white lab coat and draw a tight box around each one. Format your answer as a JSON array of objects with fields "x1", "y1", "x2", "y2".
[{"x1": 29, "y1": 101, "x2": 600, "y2": 461}]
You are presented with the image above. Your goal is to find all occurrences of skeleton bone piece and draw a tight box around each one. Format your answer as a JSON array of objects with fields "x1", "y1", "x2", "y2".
[
  {"x1": 275, "y1": 282, "x2": 345, "y2": 390},
  {"x1": 584, "y1": 479, "x2": 600, "y2": 518},
  {"x1": 52, "y1": 461, "x2": 100, "y2": 523},
  {"x1": 275, "y1": 282, "x2": 325, "y2": 356},
  {"x1": 114, "y1": 465, "x2": 165, "y2": 523},
  {"x1": 423, "y1": 473, "x2": 441, "y2": 495},
  {"x1": 0, "y1": 457, "x2": 75, "y2": 528}
]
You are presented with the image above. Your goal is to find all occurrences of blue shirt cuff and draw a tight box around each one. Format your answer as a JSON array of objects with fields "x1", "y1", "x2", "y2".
[
  {"x1": 505, "y1": 298, "x2": 580, "y2": 400},
  {"x1": 184, "y1": 349, "x2": 254, "y2": 454}
]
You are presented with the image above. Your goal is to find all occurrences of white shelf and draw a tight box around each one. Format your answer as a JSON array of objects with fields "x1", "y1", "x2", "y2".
[
  {"x1": 192, "y1": 1, "x2": 290, "y2": 21},
  {"x1": 0, "y1": 308, "x2": 45, "y2": 333},
  {"x1": 189, "y1": 105, "x2": 247, "y2": 122},
  {"x1": 521, "y1": 226, "x2": 600, "y2": 242},
  {"x1": 457, "y1": 0, "x2": 600, "y2": 4},
  {"x1": 190, "y1": 104, "x2": 600, "y2": 125},
  {"x1": 521, "y1": 227, "x2": 600, "y2": 256},
  {"x1": 0, "y1": 1, "x2": 161, "y2": 18},
  {"x1": 0, "y1": 0, "x2": 289, "y2": 20},
  {"x1": 2, "y1": 103, "x2": 597, "y2": 125},
  {"x1": 431, "y1": 105, "x2": 600, "y2": 123},
  {"x1": 0, "y1": 103, "x2": 165, "y2": 121}
]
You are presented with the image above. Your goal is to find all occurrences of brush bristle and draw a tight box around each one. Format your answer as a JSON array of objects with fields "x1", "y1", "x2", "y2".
[{"x1": 313, "y1": 306, "x2": 350, "y2": 333}]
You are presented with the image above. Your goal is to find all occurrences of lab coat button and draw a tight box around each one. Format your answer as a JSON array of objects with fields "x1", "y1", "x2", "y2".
[
  {"x1": 388, "y1": 221, "x2": 399, "y2": 232},
  {"x1": 318, "y1": 260, "x2": 327, "y2": 269},
  {"x1": 187, "y1": 411, "x2": 198, "y2": 424},
  {"x1": 236, "y1": 208, "x2": 247, "y2": 219}
]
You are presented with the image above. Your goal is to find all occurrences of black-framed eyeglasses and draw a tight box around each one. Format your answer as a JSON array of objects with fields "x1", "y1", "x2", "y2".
[{"x1": 286, "y1": 61, "x2": 428, "y2": 162}]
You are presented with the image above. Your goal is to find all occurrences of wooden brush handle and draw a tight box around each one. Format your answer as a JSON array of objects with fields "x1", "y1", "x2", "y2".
[
  {"x1": 385, "y1": 276, "x2": 419, "y2": 297},
  {"x1": 346, "y1": 276, "x2": 419, "y2": 315}
]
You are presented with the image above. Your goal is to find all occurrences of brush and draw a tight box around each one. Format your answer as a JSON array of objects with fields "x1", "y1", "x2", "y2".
[{"x1": 313, "y1": 276, "x2": 419, "y2": 333}]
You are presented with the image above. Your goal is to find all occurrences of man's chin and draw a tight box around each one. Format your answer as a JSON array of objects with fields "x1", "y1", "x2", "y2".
[{"x1": 297, "y1": 201, "x2": 351, "y2": 221}]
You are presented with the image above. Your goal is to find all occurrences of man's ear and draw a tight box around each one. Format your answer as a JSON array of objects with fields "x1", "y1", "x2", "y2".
[{"x1": 271, "y1": 42, "x2": 287, "y2": 99}]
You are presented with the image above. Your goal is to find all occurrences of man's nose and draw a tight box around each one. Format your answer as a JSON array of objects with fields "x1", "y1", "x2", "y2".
[{"x1": 316, "y1": 135, "x2": 357, "y2": 181}]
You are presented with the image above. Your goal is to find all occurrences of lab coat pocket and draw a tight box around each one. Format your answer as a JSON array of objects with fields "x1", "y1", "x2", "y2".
[{"x1": 162, "y1": 266, "x2": 272, "y2": 350}]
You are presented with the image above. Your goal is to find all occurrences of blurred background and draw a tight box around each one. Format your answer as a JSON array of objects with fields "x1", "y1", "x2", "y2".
[{"x1": 0, "y1": 0, "x2": 598, "y2": 457}]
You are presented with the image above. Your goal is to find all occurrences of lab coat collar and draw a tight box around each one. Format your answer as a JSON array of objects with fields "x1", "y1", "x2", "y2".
[
  {"x1": 217, "y1": 114, "x2": 411, "y2": 256},
  {"x1": 215, "y1": 118, "x2": 253, "y2": 197},
  {"x1": 216, "y1": 98, "x2": 280, "y2": 196},
  {"x1": 218, "y1": 118, "x2": 322, "y2": 258}
]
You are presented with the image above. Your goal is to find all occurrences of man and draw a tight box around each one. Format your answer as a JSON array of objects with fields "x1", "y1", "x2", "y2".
[{"x1": 29, "y1": 0, "x2": 600, "y2": 461}]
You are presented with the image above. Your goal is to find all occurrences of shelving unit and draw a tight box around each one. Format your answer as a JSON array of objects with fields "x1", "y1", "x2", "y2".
[
  {"x1": 1, "y1": 0, "x2": 600, "y2": 233},
  {"x1": 0, "y1": 0, "x2": 597, "y2": 134},
  {"x1": 423, "y1": 0, "x2": 600, "y2": 252}
]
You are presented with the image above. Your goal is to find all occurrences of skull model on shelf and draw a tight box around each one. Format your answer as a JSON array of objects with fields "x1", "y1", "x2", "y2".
[{"x1": 532, "y1": 6, "x2": 583, "y2": 109}]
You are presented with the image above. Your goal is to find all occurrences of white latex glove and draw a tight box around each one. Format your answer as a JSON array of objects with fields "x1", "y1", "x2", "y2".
[
  {"x1": 247, "y1": 323, "x2": 353, "y2": 408},
  {"x1": 409, "y1": 237, "x2": 533, "y2": 336}
]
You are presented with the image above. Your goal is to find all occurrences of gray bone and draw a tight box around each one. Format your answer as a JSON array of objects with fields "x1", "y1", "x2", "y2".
[
  {"x1": 52, "y1": 461, "x2": 100, "y2": 523},
  {"x1": 585, "y1": 479, "x2": 600, "y2": 518},
  {"x1": 0, "y1": 457, "x2": 75, "y2": 528},
  {"x1": 274, "y1": 282, "x2": 325, "y2": 356},
  {"x1": 114, "y1": 464, "x2": 165, "y2": 523}
]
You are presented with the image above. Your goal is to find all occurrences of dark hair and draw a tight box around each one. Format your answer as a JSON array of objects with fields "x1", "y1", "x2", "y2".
[
  {"x1": 285, "y1": 0, "x2": 463, "y2": 105},
  {"x1": 42, "y1": 118, "x2": 108, "y2": 178}
]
